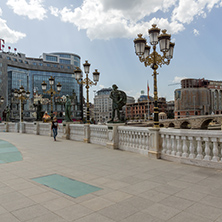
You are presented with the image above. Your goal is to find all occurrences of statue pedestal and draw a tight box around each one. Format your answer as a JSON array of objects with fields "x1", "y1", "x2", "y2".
[
  {"x1": 62, "y1": 122, "x2": 72, "y2": 139},
  {"x1": 106, "y1": 123, "x2": 125, "y2": 149}
]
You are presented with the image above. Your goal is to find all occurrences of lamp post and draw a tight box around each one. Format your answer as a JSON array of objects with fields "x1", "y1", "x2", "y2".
[
  {"x1": 74, "y1": 60, "x2": 100, "y2": 124},
  {"x1": 14, "y1": 86, "x2": 30, "y2": 122},
  {"x1": 134, "y1": 24, "x2": 175, "y2": 127},
  {"x1": 41, "y1": 76, "x2": 62, "y2": 119}
]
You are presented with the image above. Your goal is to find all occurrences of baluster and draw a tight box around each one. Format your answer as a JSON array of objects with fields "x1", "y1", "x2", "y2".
[
  {"x1": 140, "y1": 132, "x2": 143, "y2": 150},
  {"x1": 196, "y1": 137, "x2": 203, "y2": 160},
  {"x1": 211, "y1": 138, "x2": 219, "y2": 162},
  {"x1": 140, "y1": 132, "x2": 144, "y2": 150},
  {"x1": 166, "y1": 135, "x2": 171, "y2": 155},
  {"x1": 188, "y1": 136, "x2": 196, "y2": 159},
  {"x1": 203, "y1": 137, "x2": 211, "y2": 161},
  {"x1": 146, "y1": 131, "x2": 150, "y2": 151},
  {"x1": 161, "y1": 134, "x2": 166, "y2": 154},
  {"x1": 171, "y1": 135, "x2": 176, "y2": 156},
  {"x1": 130, "y1": 131, "x2": 133, "y2": 149},
  {"x1": 219, "y1": 138, "x2": 222, "y2": 162},
  {"x1": 182, "y1": 136, "x2": 188, "y2": 158},
  {"x1": 176, "y1": 135, "x2": 182, "y2": 157}
]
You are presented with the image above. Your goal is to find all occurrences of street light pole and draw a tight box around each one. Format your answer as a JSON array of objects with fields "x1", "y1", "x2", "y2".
[
  {"x1": 14, "y1": 86, "x2": 30, "y2": 122},
  {"x1": 74, "y1": 61, "x2": 100, "y2": 124},
  {"x1": 134, "y1": 24, "x2": 175, "y2": 127},
  {"x1": 41, "y1": 76, "x2": 62, "y2": 119}
]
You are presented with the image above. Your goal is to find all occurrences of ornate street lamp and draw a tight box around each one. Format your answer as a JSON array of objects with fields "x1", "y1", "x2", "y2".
[
  {"x1": 134, "y1": 24, "x2": 175, "y2": 127},
  {"x1": 14, "y1": 86, "x2": 30, "y2": 122},
  {"x1": 74, "y1": 60, "x2": 100, "y2": 124},
  {"x1": 41, "y1": 76, "x2": 62, "y2": 119}
]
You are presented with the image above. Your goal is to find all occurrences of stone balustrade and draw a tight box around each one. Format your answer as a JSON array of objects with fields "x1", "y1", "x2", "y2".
[
  {"x1": 160, "y1": 128, "x2": 222, "y2": 169},
  {"x1": 1, "y1": 122, "x2": 222, "y2": 169}
]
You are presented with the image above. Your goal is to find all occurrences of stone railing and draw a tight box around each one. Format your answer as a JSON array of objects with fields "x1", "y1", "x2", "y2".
[
  {"x1": 90, "y1": 125, "x2": 108, "y2": 146},
  {"x1": 118, "y1": 126, "x2": 149, "y2": 155},
  {"x1": 69, "y1": 124, "x2": 85, "y2": 141},
  {"x1": 1, "y1": 122, "x2": 222, "y2": 169},
  {"x1": 160, "y1": 128, "x2": 222, "y2": 169}
]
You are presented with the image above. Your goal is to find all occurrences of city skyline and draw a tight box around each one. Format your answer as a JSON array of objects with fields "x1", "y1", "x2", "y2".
[{"x1": 0, "y1": 0, "x2": 222, "y2": 102}]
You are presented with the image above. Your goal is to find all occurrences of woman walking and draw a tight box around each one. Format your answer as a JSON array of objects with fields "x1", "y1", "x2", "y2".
[{"x1": 51, "y1": 116, "x2": 58, "y2": 141}]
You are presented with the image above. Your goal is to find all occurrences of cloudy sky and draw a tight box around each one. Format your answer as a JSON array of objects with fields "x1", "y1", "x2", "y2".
[{"x1": 0, "y1": 0, "x2": 222, "y2": 102}]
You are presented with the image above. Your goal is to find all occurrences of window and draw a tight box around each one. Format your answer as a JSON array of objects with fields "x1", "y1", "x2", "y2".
[
  {"x1": 46, "y1": 55, "x2": 57, "y2": 62},
  {"x1": 60, "y1": 59, "x2": 71, "y2": 64},
  {"x1": 58, "y1": 54, "x2": 71, "y2": 58}
]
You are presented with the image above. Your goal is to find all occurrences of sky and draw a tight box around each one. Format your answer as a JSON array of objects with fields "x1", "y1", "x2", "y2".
[{"x1": 0, "y1": 0, "x2": 222, "y2": 102}]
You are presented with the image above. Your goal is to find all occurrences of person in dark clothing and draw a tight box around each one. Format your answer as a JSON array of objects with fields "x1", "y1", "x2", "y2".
[{"x1": 51, "y1": 116, "x2": 59, "y2": 141}]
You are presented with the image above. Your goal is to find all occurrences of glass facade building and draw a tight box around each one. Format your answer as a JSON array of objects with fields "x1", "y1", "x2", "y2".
[{"x1": 0, "y1": 51, "x2": 83, "y2": 121}]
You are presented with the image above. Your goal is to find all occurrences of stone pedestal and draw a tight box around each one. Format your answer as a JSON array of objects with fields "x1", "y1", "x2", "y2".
[
  {"x1": 106, "y1": 123, "x2": 125, "y2": 149},
  {"x1": 84, "y1": 124, "x2": 90, "y2": 143},
  {"x1": 19, "y1": 122, "x2": 25, "y2": 133},
  {"x1": 33, "y1": 122, "x2": 39, "y2": 135},
  {"x1": 62, "y1": 123, "x2": 71, "y2": 140},
  {"x1": 148, "y1": 127, "x2": 161, "y2": 159}
]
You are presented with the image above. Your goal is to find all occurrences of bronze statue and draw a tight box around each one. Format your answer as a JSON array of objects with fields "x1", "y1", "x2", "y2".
[
  {"x1": 64, "y1": 95, "x2": 72, "y2": 122},
  {"x1": 6, "y1": 106, "x2": 10, "y2": 122},
  {"x1": 34, "y1": 100, "x2": 42, "y2": 121},
  {"x1": 108, "y1": 84, "x2": 127, "y2": 123}
]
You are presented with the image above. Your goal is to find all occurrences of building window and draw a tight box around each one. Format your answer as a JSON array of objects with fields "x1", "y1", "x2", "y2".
[
  {"x1": 58, "y1": 54, "x2": 71, "y2": 58},
  {"x1": 46, "y1": 55, "x2": 58, "y2": 62},
  {"x1": 60, "y1": 59, "x2": 71, "y2": 64}
]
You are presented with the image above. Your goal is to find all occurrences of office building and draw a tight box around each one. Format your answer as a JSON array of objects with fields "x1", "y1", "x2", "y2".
[
  {"x1": 0, "y1": 51, "x2": 83, "y2": 120},
  {"x1": 174, "y1": 78, "x2": 222, "y2": 118}
]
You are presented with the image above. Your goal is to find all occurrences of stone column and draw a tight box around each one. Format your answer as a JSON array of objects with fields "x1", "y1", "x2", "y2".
[
  {"x1": 33, "y1": 122, "x2": 39, "y2": 135},
  {"x1": 5, "y1": 122, "x2": 9, "y2": 132},
  {"x1": 148, "y1": 128, "x2": 161, "y2": 159},
  {"x1": 106, "y1": 123, "x2": 124, "y2": 149},
  {"x1": 19, "y1": 122, "x2": 25, "y2": 133},
  {"x1": 62, "y1": 123, "x2": 70, "y2": 140},
  {"x1": 84, "y1": 124, "x2": 90, "y2": 143}
]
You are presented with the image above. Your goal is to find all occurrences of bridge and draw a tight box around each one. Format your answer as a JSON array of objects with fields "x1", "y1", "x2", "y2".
[{"x1": 159, "y1": 114, "x2": 222, "y2": 129}]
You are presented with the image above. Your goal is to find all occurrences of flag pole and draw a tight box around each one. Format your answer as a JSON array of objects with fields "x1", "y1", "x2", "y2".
[{"x1": 147, "y1": 81, "x2": 150, "y2": 121}]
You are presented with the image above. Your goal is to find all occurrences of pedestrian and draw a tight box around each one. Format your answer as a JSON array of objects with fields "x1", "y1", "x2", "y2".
[{"x1": 51, "y1": 116, "x2": 58, "y2": 141}]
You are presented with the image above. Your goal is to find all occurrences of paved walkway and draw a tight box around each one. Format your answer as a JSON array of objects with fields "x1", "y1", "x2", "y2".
[{"x1": 1, "y1": 133, "x2": 222, "y2": 222}]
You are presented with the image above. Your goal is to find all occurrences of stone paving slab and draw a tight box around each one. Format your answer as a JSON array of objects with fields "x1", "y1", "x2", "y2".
[{"x1": 0, "y1": 132, "x2": 222, "y2": 221}]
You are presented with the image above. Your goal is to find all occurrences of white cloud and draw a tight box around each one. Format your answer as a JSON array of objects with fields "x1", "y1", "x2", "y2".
[
  {"x1": 172, "y1": 76, "x2": 187, "y2": 83},
  {"x1": 48, "y1": 0, "x2": 222, "y2": 40},
  {"x1": 172, "y1": 0, "x2": 222, "y2": 24},
  {"x1": 0, "y1": 17, "x2": 26, "y2": 43},
  {"x1": 0, "y1": 8, "x2": 2, "y2": 16},
  {"x1": 193, "y1": 28, "x2": 199, "y2": 36},
  {"x1": 49, "y1": 0, "x2": 185, "y2": 40},
  {"x1": 6, "y1": 0, "x2": 47, "y2": 20}
]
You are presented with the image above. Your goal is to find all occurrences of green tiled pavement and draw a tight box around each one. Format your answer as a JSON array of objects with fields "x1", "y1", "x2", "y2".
[
  {"x1": 0, "y1": 139, "x2": 23, "y2": 163},
  {"x1": 32, "y1": 174, "x2": 102, "y2": 198}
]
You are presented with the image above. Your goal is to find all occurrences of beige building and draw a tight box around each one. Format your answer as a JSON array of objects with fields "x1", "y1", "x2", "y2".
[
  {"x1": 175, "y1": 78, "x2": 222, "y2": 119},
  {"x1": 94, "y1": 88, "x2": 112, "y2": 123}
]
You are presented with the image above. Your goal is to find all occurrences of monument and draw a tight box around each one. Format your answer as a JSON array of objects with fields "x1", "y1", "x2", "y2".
[{"x1": 108, "y1": 84, "x2": 127, "y2": 123}]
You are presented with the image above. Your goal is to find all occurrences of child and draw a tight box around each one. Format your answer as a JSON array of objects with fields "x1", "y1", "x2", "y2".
[{"x1": 51, "y1": 116, "x2": 58, "y2": 141}]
